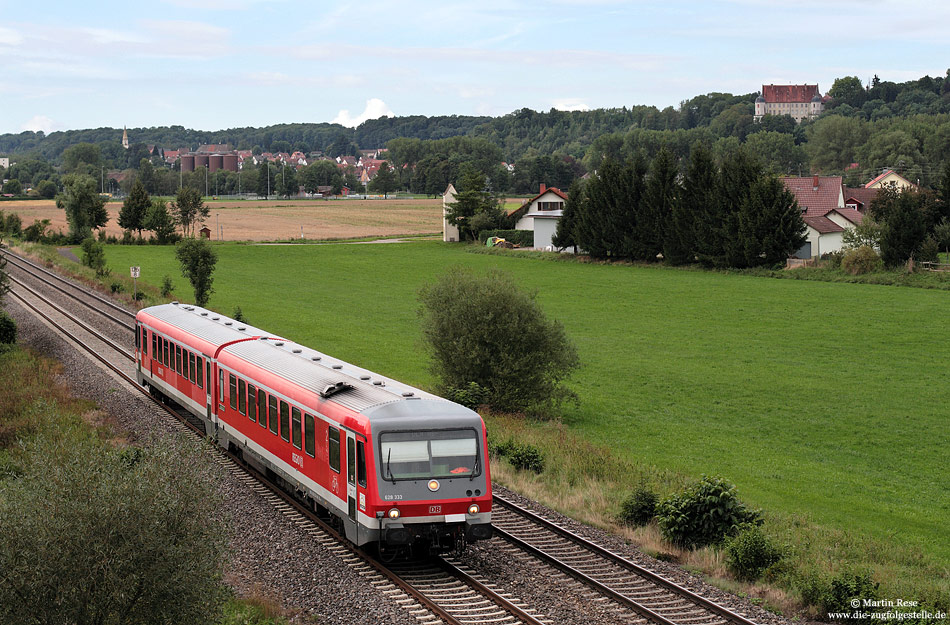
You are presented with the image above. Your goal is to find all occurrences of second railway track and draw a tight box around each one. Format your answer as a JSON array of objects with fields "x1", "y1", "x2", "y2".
[{"x1": 4, "y1": 247, "x2": 552, "y2": 625}]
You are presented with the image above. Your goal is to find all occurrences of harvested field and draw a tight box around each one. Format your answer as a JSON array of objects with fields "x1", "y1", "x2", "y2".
[{"x1": 1, "y1": 198, "x2": 443, "y2": 241}]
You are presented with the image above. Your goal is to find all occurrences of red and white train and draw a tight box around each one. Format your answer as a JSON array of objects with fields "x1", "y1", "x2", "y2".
[{"x1": 135, "y1": 302, "x2": 492, "y2": 551}]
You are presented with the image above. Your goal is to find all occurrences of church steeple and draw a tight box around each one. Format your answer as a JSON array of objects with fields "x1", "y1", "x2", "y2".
[{"x1": 122, "y1": 126, "x2": 129, "y2": 149}]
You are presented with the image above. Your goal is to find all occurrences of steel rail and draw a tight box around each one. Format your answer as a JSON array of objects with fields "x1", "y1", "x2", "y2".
[
  {"x1": 8, "y1": 277, "x2": 545, "y2": 625},
  {"x1": 493, "y1": 494, "x2": 761, "y2": 625},
  {"x1": 1, "y1": 249, "x2": 136, "y2": 322}
]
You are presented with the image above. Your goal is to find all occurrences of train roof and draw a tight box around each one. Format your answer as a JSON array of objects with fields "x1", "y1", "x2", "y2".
[{"x1": 138, "y1": 303, "x2": 474, "y2": 420}]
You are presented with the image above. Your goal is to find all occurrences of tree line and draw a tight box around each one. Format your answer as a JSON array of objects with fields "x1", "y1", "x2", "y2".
[
  {"x1": 3, "y1": 70, "x2": 950, "y2": 198},
  {"x1": 553, "y1": 145, "x2": 807, "y2": 269}
]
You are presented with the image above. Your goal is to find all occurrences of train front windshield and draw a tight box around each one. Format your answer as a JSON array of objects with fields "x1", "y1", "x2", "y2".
[{"x1": 380, "y1": 430, "x2": 480, "y2": 481}]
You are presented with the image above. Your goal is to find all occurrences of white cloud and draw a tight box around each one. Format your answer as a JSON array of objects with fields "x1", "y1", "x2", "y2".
[
  {"x1": 332, "y1": 98, "x2": 394, "y2": 127},
  {"x1": 0, "y1": 27, "x2": 23, "y2": 46},
  {"x1": 552, "y1": 99, "x2": 590, "y2": 111},
  {"x1": 21, "y1": 115, "x2": 59, "y2": 134}
]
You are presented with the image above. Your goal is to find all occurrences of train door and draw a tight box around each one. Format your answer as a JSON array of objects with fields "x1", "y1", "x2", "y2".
[
  {"x1": 346, "y1": 431, "x2": 357, "y2": 527},
  {"x1": 205, "y1": 357, "x2": 212, "y2": 423}
]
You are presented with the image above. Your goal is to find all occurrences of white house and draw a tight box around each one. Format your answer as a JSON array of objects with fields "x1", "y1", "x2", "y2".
[
  {"x1": 782, "y1": 175, "x2": 868, "y2": 258},
  {"x1": 442, "y1": 183, "x2": 460, "y2": 242},
  {"x1": 512, "y1": 184, "x2": 568, "y2": 250}
]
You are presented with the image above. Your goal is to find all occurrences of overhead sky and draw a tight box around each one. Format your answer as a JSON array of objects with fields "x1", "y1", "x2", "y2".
[{"x1": 1, "y1": 0, "x2": 947, "y2": 135}]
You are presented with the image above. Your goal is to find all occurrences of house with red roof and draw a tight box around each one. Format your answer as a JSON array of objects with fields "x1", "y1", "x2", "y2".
[
  {"x1": 781, "y1": 175, "x2": 867, "y2": 258},
  {"x1": 510, "y1": 184, "x2": 569, "y2": 250},
  {"x1": 864, "y1": 169, "x2": 917, "y2": 191},
  {"x1": 754, "y1": 84, "x2": 825, "y2": 123}
]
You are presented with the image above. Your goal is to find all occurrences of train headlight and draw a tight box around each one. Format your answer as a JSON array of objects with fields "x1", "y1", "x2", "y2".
[
  {"x1": 387, "y1": 508, "x2": 400, "y2": 520},
  {"x1": 468, "y1": 504, "x2": 480, "y2": 515},
  {"x1": 427, "y1": 479, "x2": 440, "y2": 492}
]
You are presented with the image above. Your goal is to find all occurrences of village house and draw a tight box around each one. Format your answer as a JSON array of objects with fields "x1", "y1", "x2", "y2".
[
  {"x1": 864, "y1": 169, "x2": 918, "y2": 191},
  {"x1": 510, "y1": 184, "x2": 568, "y2": 250},
  {"x1": 781, "y1": 175, "x2": 875, "y2": 258}
]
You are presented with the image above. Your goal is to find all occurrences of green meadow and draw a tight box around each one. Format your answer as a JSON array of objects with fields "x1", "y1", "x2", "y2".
[{"x1": 100, "y1": 242, "x2": 949, "y2": 577}]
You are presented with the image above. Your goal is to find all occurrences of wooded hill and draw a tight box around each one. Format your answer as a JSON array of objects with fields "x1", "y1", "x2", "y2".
[{"x1": 2, "y1": 71, "x2": 949, "y2": 188}]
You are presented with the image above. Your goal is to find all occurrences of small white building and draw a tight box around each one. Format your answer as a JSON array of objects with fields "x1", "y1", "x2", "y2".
[
  {"x1": 512, "y1": 184, "x2": 568, "y2": 250},
  {"x1": 442, "y1": 183, "x2": 460, "y2": 242}
]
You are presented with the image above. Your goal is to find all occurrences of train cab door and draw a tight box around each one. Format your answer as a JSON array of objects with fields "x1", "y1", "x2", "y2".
[{"x1": 346, "y1": 431, "x2": 358, "y2": 527}]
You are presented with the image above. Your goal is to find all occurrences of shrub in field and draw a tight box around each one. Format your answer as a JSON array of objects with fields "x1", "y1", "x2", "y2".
[
  {"x1": 821, "y1": 250, "x2": 844, "y2": 269},
  {"x1": 841, "y1": 245, "x2": 882, "y2": 275},
  {"x1": 160, "y1": 275, "x2": 174, "y2": 298},
  {"x1": 110, "y1": 281, "x2": 124, "y2": 294},
  {"x1": 798, "y1": 571, "x2": 880, "y2": 621},
  {"x1": 176, "y1": 237, "x2": 218, "y2": 307},
  {"x1": 917, "y1": 235, "x2": 940, "y2": 264},
  {"x1": 493, "y1": 439, "x2": 545, "y2": 473},
  {"x1": 444, "y1": 382, "x2": 489, "y2": 410},
  {"x1": 80, "y1": 238, "x2": 109, "y2": 277},
  {"x1": 656, "y1": 475, "x2": 761, "y2": 549},
  {"x1": 0, "y1": 435, "x2": 229, "y2": 624},
  {"x1": 725, "y1": 523, "x2": 783, "y2": 582},
  {"x1": 619, "y1": 487, "x2": 659, "y2": 527},
  {"x1": 418, "y1": 267, "x2": 579, "y2": 417},
  {"x1": 233, "y1": 306, "x2": 248, "y2": 323},
  {"x1": 0, "y1": 310, "x2": 16, "y2": 347}
]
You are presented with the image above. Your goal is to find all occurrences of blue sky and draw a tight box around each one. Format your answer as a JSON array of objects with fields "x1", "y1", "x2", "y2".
[{"x1": 1, "y1": 0, "x2": 947, "y2": 135}]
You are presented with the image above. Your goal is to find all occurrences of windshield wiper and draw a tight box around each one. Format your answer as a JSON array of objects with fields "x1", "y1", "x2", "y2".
[
  {"x1": 469, "y1": 453, "x2": 478, "y2": 481},
  {"x1": 385, "y1": 448, "x2": 396, "y2": 484}
]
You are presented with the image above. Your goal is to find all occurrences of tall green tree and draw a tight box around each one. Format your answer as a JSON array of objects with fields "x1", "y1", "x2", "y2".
[
  {"x1": 369, "y1": 161, "x2": 398, "y2": 198},
  {"x1": 666, "y1": 143, "x2": 714, "y2": 265},
  {"x1": 138, "y1": 157, "x2": 156, "y2": 194},
  {"x1": 445, "y1": 168, "x2": 504, "y2": 240},
  {"x1": 171, "y1": 186, "x2": 207, "y2": 237},
  {"x1": 257, "y1": 162, "x2": 274, "y2": 199},
  {"x1": 716, "y1": 148, "x2": 762, "y2": 267},
  {"x1": 637, "y1": 147, "x2": 678, "y2": 261},
  {"x1": 176, "y1": 237, "x2": 218, "y2": 306},
  {"x1": 118, "y1": 179, "x2": 150, "y2": 237},
  {"x1": 55, "y1": 174, "x2": 108, "y2": 243},
  {"x1": 278, "y1": 164, "x2": 298, "y2": 198},
  {"x1": 552, "y1": 179, "x2": 583, "y2": 253},
  {"x1": 734, "y1": 176, "x2": 806, "y2": 267},
  {"x1": 144, "y1": 198, "x2": 178, "y2": 244},
  {"x1": 873, "y1": 187, "x2": 931, "y2": 266}
]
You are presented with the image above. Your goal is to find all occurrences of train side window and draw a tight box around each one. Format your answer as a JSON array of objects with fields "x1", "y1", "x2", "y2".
[
  {"x1": 163, "y1": 338, "x2": 168, "y2": 366},
  {"x1": 142, "y1": 327, "x2": 147, "y2": 354},
  {"x1": 184, "y1": 351, "x2": 190, "y2": 382},
  {"x1": 268, "y1": 395, "x2": 278, "y2": 434},
  {"x1": 176, "y1": 345, "x2": 182, "y2": 375},
  {"x1": 304, "y1": 414, "x2": 315, "y2": 457},
  {"x1": 197, "y1": 357, "x2": 204, "y2": 389},
  {"x1": 135, "y1": 325, "x2": 140, "y2": 350},
  {"x1": 151, "y1": 332, "x2": 156, "y2": 359},
  {"x1": 357, "y1": 441, "x2": 366, "y2": 487},
  {"x1": 347, "y1": 437, "x2": 355, "y2": 485},
  {"x1": 189, "y1": 353, "x2": 197, "y2": 384},
  {"x1": 258, "y1": 391, "x2": 267, "y2": 428},
  {"x1": 279, "y1": 401, "x2": 290, "y2": 442},
  {"x1": 291, "y1": 408, "x2": 302, "y2": 449},
  {"x1": 247, "y1": 384, "x2": 257, "y2": 422},
  {"x1": 218, "y1": 369, "x2": 224, "y2": 402},
  {"x1": 238, "y1": 379, "x2": 246, "y2": 415},
  {"x1": 328, "y1": 427, "x2": 340, "y2": 473},
  {"x1": 229, "y1": 374, "x2": 237, "y2": 410}
]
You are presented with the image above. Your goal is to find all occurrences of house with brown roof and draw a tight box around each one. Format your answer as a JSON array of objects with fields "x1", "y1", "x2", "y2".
[
  {"x1": 781, "y1": 175, "x2": 860, "y2": 258},
  {"x1": 754, "y1": 84, "x2": 824, "y2": 123},
  {"x1": 511, "y1": 184, "x2": 569, "y2": 250}
]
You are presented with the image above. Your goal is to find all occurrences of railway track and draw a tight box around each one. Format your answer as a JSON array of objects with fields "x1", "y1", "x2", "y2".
[
  {"x1": 2, "y1": 247, "x2": 550, "y2": 625},
  {"x1": 491, "y1": 495, "x2": 761, "y2": 625}
]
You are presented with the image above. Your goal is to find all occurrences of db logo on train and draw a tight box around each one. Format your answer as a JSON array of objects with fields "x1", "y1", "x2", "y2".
[{"x1": 429, "y1": 505, "x2": 442, "y2": 514}]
